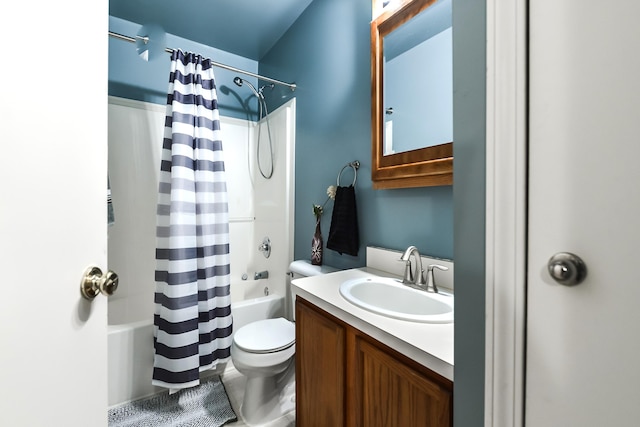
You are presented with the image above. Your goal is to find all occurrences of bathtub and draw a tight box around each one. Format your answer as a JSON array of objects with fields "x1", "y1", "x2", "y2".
[{"x1": 108, "y1": 292, "x2": 286, "y2": 407}]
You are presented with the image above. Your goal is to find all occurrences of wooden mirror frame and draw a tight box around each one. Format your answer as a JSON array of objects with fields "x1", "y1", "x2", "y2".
[{"x1": 371, "y1": 0, "x2": 453, "y2": 189}]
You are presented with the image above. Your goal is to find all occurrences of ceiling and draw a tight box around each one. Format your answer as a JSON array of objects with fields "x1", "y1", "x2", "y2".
[{"x1": 109, "y1": 0, "x2": 315, "y2": 61}]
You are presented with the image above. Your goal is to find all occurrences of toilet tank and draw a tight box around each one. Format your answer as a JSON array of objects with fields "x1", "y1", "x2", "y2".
[{"x1": 287, "y1": 260, "x2": 338, "y2": 320}]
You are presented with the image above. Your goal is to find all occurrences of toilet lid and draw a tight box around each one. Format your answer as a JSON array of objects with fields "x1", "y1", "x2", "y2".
[{"x1": 234, "y1": 317, "x2": 295, "y2": 354}]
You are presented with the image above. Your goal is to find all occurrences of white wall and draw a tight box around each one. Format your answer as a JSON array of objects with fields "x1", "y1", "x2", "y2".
[{"x1": 107, "y1": 96, "x2": 295, "y2": 324}]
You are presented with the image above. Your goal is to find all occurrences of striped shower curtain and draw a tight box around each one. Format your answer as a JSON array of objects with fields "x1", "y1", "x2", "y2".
[{"x1": 152, "y1": 49, "x2": 233, "y2": 390}]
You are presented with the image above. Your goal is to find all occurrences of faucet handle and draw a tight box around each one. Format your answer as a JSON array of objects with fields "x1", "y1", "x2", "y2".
[
  {"x1": 429, "y1": 264, "x2": 449, "y2": 272},
  {"x1": 425, "y1": 264, "x2": 449, "y2": 293}
]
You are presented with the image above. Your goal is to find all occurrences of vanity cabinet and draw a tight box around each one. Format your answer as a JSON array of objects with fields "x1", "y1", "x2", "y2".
[
  {"x1": 296, "y1": 297, "x2": 453, "y2": 427},
  {"x1": 296, "y1": 296, "x2": 346, "y2": 426}
]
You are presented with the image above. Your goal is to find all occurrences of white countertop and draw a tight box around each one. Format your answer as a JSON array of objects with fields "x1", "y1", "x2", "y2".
[{"x1": 292, "y1": 267, "x2": 454, "y2": 381}]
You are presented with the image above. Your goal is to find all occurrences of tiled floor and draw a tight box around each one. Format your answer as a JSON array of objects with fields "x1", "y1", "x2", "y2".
[{"x1": 221, "y1": 364, "x2": 296, "y2": 427}]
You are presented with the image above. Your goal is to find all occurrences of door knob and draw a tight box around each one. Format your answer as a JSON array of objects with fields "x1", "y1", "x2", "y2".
[
  {"x1": 547, "y1": 252, "x2": 587, "y2": 286},
  {"x1": 80, "y1": 266, "x2": 119, "y2": 300}
]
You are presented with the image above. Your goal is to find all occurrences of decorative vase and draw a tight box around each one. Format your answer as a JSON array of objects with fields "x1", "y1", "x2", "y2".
[{"x1": 311, "y1": 216, "x2": 323, "y2": 265}]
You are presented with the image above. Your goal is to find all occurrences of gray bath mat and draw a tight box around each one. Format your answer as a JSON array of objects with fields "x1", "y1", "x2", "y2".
[{"x1": 108, "y1": 375, "x2": 237, "y2": 427}]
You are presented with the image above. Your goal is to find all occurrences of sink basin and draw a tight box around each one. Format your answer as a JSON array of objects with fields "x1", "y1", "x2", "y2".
[{"x1": 339, "y1": 277, "x2": 453, "y2": 323}]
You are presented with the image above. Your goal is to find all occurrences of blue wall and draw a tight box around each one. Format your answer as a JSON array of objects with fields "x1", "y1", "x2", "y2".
[
  {"x1": 262, "y1": 0, "x2": 486, "y2": 424},
  {"x1": 259, "y1": 0, "x2": 453, "y2": 271},
  {"x1": 452, "y1": 0, "x2": 486, "y2": 424},
  {"x1": 109, "y1": 16, "x2": 263, "y2": 121}
]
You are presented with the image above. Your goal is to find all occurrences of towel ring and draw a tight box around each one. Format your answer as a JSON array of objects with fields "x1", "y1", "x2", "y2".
[{"x1": 337, "y1": 160, "x2": 360, "y2": 187}]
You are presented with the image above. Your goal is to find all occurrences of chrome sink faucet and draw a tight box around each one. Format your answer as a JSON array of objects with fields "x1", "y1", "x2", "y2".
[
  {"x1": 400, "y1": 245, "x2": 448, "y2": 293},
  {"x1": 399, "y1": 245, "x2": 425, "y2": 288}
]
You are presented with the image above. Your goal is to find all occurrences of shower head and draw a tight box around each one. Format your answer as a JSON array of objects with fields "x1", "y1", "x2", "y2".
[
  {"x1": 233, "y1": 76, "x2": 274, "y2": 179},
  {"x1": 233, "y1": 76, "x2": 261, "y2": 99}
]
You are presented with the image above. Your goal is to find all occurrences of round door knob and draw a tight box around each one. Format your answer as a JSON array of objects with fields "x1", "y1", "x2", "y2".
[
  {"x1": 100, "y1": 270, "x2": 119, "y2": 296},
  {"x1": 80, "y1": 266, "x2": 119, "y2": 300},
  {"x1": 547, "y1": 252, "x2": 587, "y2": 286}
]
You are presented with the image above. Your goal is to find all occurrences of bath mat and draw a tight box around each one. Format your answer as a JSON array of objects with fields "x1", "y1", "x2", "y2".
[{"x1": 108, "y1": 375, "x2": 237, "y2": 427}]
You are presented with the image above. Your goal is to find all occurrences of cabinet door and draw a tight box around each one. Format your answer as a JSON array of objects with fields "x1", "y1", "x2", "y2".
[
  {"x1": 296, "y1": 298, "x2": 346, "y2": 427},
  {"x1": 350, "y1": 334, "x2": 452, "y2": 427}
]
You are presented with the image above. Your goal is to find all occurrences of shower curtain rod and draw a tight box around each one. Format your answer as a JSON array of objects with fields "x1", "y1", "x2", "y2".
[{"x1": 108, "y1": 31, "x2": 297, "y2": 91}]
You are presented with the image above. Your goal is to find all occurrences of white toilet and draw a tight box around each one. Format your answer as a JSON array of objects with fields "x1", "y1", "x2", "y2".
[{"x1": 230, "y1": 260, "x2": 337, "y2": 425}]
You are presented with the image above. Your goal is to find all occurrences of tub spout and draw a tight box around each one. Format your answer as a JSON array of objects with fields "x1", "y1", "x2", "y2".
[{"x1": 254, "y1": 270, "x2": 269, "y2": 280}]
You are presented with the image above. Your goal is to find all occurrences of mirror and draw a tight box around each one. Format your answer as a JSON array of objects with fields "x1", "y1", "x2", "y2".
[{"x1": 371, "y1": 0, "x2": 453, "y2": 189}]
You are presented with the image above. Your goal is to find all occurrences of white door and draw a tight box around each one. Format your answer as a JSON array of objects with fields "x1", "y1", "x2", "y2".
[
  {"x1": 0, "y1": 1, "x2": 108, "y2": 426},
  {"x1": 527, "y1": 1, "x2": 640, "y2": 425}
]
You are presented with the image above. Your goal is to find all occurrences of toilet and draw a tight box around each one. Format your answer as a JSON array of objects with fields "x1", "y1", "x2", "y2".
[{"x1": 231, "y1": 260, "x2": 337, "y2": 425}]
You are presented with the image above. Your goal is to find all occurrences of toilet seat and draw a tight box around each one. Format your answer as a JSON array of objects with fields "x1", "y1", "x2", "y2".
[{"x1": 234, "y1": 317, "x2": 295, "y2": 354}]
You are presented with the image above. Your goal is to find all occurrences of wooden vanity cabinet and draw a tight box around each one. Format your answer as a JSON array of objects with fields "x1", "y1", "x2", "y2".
[
  {"x1": 296, "y1": 297, "x2": 453, "y2": 427},
  {"x1": 296, "y1": 296, "x2": 346, "y2": 426}
]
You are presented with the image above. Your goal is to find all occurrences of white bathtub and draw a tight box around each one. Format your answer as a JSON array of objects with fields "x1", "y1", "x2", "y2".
[{"x1": 108, "y1": 292, "x2": 286, "y2": 407}]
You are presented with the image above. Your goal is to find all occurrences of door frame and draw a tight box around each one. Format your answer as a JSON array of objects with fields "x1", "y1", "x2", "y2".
[{"x1": 484, "y1": 0, "x2": 527, "y2": 425}]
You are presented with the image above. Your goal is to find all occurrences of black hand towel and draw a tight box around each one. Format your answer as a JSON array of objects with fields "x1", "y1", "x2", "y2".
[{"x1": 327, "y1": 185, "x2": 359, "y2": 256}]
